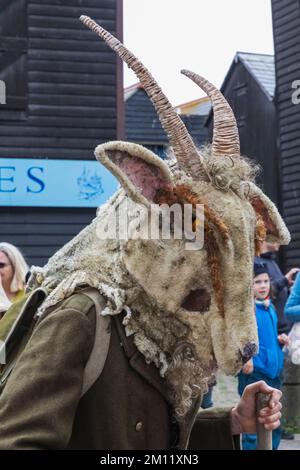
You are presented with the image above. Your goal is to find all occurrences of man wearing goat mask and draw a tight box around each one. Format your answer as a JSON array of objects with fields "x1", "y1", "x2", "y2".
[{"x1": 0, "y1": 17, "x2": 287, "y2": 450}]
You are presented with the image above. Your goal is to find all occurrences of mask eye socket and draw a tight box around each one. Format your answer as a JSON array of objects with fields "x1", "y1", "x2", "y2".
[{"x1": 181, "y1": 288, "x2": 211, "y2": 312}]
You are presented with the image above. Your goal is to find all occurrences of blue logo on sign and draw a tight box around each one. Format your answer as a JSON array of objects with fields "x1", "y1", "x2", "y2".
[{"x1": 77, "y1": 167, "x2": 104, "y2": 201}]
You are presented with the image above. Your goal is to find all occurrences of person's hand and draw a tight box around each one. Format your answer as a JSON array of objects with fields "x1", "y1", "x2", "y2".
[
  {"x1": 230, "y1": 381, "x2": 282, "y2": 434},
  {"x1": 285, "y1": 268, "x2": 299, "y2": 286},
  {"x1": 242, "y1": 359, "x2": 254, "y2": 375},
  {"x1": 278, "y1": 333, "x2": 289, "y2": 346}
]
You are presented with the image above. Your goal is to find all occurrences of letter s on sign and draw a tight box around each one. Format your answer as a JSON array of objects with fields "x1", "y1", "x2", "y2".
[{"x1": 27, "y1": 167, "x2": 45, "y2": 193}]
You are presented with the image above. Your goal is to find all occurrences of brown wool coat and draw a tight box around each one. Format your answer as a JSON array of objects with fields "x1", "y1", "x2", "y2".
[{"x1": 0, "y1": 291, "x2": 238, "y2": 450}]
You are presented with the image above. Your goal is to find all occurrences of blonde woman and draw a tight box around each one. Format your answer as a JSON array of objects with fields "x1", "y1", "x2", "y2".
[{"x1": 0, "y1": 243, "x2": 28, "y2": 310}]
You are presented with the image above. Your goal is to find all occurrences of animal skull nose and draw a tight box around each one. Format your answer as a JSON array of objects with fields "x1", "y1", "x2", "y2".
[{"x1": 240, "y1": 342, "x2": 257, "y2": 364}]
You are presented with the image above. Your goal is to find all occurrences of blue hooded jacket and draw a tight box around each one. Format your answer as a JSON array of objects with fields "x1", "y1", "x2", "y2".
[
  {"x1": 285, "y1": 271, "x2": 300, "y2": 322},
  {"x1": 253, "y1": 300, "x2": 283, "y2": 379}
]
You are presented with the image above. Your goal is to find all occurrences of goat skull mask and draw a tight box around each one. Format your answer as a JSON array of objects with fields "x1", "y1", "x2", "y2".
[{"x1": 34, "y1": 17, "x2": 290, "y2": 383}]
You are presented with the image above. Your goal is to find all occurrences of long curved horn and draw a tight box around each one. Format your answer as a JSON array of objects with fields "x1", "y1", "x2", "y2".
[
  {"x1": 181, "y1": 70, "x2": 240, "y2": 157},
  {"x1": 80, "y1": 16, "x2": 203, "y2": 176}
]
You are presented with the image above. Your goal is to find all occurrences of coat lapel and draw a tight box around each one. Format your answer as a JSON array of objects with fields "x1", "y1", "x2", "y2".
[{"x1": 114, "y1": 314, "x2": 169, "y2": 401}]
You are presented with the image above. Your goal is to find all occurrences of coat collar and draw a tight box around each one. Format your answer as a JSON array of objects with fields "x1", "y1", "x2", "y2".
[{"x1": 113, "y1": 313, "x2": 168, "y2": 400}]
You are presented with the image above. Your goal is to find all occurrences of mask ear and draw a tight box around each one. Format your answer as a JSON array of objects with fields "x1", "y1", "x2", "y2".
[
  {"x1": 95, "y1": 141, "x2": 173, "y2": 207},
  {"x1": 248, "y1": 182, "x2": 290, "y2": 245}
]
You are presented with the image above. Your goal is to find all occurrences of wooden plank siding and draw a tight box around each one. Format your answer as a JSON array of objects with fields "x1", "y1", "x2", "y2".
[
  {"x1": 125, "y1": 87, "x2": 209, "y2": 160},
  {"x1": 181, "y1": 115, "x2": 208, "y2": 149},
  {"x1": 0, "y1": 0, "x2": 28, "y2": 110},
  {"x1": 0, "y1": 0, "x2": 122, "y2": 266},
  {"x1": 0, "y1": 0, "x2": 121, "y2": 160},
  {"x1": 272, "y1": 0, "x2": 300, "y2": 268},
  {"x1": 0, "y1": 1, "x2": 116, "y2": 159},
  {"x1": 1, "y1": 206, "x2": 95, "y2": 265},
  {"x1": 125, "y1": 88, "x2": 169, "y2": 145}
]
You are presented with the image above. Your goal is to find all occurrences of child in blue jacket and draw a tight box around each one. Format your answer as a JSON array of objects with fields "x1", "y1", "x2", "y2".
[{"x1": 238, "y1": 260, "x2": 289, "y2": 450}]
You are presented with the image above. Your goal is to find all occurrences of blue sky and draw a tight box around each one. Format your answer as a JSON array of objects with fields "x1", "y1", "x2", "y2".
[{"x1": 123, "y1": 0, "x2": 273, "y2": 105}]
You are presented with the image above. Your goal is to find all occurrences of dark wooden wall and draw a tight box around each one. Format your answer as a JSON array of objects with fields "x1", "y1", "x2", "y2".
[
  {"x1": 272, "y1": 0, "x2": 300, "y2": 269},
  {"x1": 1, "y1": 207, "x2": 95, "y2": 266},
  {"x1": 125, "y1": 88, "x2": 209, "y2": 159},
  {"x1": 206, "y1": 61, "x2": 279, "y2": 204},
  {"x1": 181, "y1": 114, "x2": 208, "y2": 149},
  {"x1": 125, "y1": 88, "x2": 168, "y2": 145},
  {"x1": 0, "y1": 0, "x2": 122, "y2": 267},
  {"x1": 0, "y1": 0, "x2": 122, "y2": 159}
]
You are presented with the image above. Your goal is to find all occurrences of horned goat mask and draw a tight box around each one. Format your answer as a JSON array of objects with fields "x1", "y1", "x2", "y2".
[{"x1": 28, "y1": 17, "x2": 290, "y2": 412}]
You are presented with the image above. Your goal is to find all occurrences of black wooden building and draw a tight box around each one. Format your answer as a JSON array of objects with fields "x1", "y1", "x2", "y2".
[
  {"x1": 0, "y1": 0, "x2": 123, "y2": 266},
  {"x1": 272, "y1": 0, "x2": 300, "y2": 268},
  {"x1": 206, "y1": 52, "x2": 279, "y2": 204},
  {"x1": 125, "y1": 83, "x2": 209, "y2": 158}
]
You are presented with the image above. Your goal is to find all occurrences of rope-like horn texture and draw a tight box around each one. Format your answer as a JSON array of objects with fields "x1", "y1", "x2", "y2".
[
  {"x1": 181, "y1": 70, "x2": 240, "y2": 157},
  {"x1": 80, "y1": 15, "x2": 203, "y2": 176}
]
